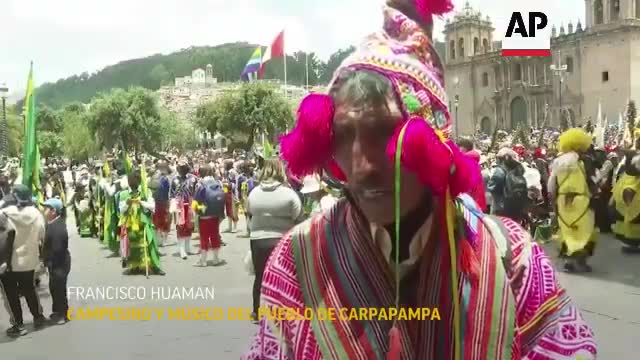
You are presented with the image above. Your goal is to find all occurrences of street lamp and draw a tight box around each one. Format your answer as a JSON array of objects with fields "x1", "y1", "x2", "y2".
[
  {"x1": 549, "y1": 51, "x2": 567, "y2": 127},
  {"x1": 0, "y1": 83, "x2": 8, "y2": 157}
]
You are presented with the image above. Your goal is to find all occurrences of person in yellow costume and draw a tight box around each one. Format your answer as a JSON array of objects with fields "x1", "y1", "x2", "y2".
[
  {"x1": 548, "y1": 128, "x2": 598, "y2": 272},
  {"x1": 610, "y1": 132, "x2": 640, "y2": 253}
]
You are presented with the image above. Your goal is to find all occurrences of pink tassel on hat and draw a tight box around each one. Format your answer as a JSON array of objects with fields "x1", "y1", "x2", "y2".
[
  {"x1": 447, "y1": 140, "x2": 483, "y2": 198},
  {"x1": 280, "y1": 94, "x2": 334, "y2": 177},
  {"x1": 415, "y1": 0, "x2": 454, "y2": 21},
  {"x1": 385, "y1": 117, "x2": 452, "y2": 196},
  {"x1": 387, "y1": 326, "x2": 402, "y2": 360}
]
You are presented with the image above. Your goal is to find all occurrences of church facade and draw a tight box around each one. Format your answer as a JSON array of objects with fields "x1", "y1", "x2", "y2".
[{"x1": 444, "y1": 1, "x2": 640, "y2": 135}]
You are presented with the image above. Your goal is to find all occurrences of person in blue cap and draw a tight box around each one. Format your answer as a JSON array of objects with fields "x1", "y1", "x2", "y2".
[
  {"x1": 42, "y1": 197, "x2": 71, "y2": 325},
  {"x1": 0, "y1": 184, "x2": 46, "y2": 337}
]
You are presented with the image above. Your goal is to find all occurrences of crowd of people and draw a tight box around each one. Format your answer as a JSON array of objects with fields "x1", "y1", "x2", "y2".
[
  {"x1": 0, "y1": 145, "x2": 341, "y2": 336},
  {"x1": 459, "y1": 126, "x2": 640, "y2": 274},
  {"x1": 9, "y1": 0, "x2": 640, "y2": 357}
]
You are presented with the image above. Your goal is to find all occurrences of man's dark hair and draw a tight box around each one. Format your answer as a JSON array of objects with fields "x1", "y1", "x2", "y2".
[
  {"x1": 199, "y1": 165, "x2": 213, "y2": 178},
  {"x1": 457, "y1": 138, "x2": 474, "y2": 152}
]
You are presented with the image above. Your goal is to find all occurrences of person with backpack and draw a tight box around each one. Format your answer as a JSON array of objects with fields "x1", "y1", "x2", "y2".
[
  {"x1": 193, "y1": 164, "x2": 225, "y2": 267},
  {"x1": 488, "y1": 147, "x2": 529, "y2": 223},
  {"x1": 548, "y1": 128, "x2": 598, "y2": 272}
]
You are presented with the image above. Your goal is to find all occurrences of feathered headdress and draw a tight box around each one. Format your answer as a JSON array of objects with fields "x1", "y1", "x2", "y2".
[{"x1": 279, "y1": 1, "x2": 483, "y2": 359}]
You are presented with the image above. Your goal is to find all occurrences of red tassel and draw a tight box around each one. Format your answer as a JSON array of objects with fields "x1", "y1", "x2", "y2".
[
  {"x1": 279, "y1": 94, "x2": 334, "y2": 177},
  {"x1": 326, "y1": 159, "x2": 347, "y2": 182},
  {"x1": 458, "y1": 240, "x2": 480, "y2": 280},
  {"x1": 415, "y1": 0, "x2": 454, "y2": 21},
  {"x1": 387, "y1": 326, "x2": 402, "y2": 360}
]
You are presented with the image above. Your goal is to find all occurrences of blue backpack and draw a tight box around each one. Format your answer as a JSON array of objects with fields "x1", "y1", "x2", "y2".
[{"x1": 202, "y1": 179, "x2": 225, "y2": 218}]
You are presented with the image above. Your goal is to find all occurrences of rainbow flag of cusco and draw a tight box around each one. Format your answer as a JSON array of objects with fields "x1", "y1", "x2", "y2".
[{"x1": 241, "y1": 46, "x2": 262, "y2": 82}]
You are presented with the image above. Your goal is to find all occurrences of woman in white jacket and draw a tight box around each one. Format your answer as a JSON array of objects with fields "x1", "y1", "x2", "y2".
[{"x1": 0, "y1": 184, "x2": 46, "y2": 337}]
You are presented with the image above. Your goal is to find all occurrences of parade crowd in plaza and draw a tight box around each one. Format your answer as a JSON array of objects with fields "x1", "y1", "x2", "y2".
[
  {"x1": 5, "y1": 0, "x2": 640, "y2": 358},
  {"x1": 0, "y1": 146, "x2": 339, "y2": 337}
]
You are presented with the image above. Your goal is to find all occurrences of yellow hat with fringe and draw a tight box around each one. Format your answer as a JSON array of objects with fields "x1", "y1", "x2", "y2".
[{"x1": 559, "y1": 128, "x2": 592, "y2": 154}]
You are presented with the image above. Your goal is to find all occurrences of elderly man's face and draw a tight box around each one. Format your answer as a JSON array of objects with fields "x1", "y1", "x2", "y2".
[{"x1": 332, "y1": 92, "x2": 427, "y2": 225}]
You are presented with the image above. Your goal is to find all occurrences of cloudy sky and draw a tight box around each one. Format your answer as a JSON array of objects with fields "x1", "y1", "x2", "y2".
[{"x1": 1, "y1": 0, "x2": 583, "y2": 97}]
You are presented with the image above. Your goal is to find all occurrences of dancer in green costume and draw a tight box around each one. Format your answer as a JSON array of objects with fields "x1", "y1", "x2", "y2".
[
  {"x1": 119, "y1": 167, "x2": 165, "y2": 276},
  {"x1": 72, "y1": 184, "x2": 94, "y2": 237},
  {"x1": 101, "y1": 166, "x2": 120, "y2": 255},
  {"x1": 91, "y1": 163, "x2": 105, "y2": 241}
]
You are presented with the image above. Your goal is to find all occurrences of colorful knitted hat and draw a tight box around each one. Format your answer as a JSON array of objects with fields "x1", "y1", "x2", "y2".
[{"x1": 280, "y1": 1, "x2": 479, "y2": 198}]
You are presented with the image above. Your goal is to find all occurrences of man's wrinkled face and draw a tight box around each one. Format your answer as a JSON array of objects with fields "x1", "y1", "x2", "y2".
[{"x1": 333, "y1": 96, "x2": 426, "y2": 225}]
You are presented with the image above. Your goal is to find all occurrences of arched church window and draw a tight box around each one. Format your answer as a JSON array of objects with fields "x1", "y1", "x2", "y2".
[
  {"x1": 458, "y1": 38, "x2": 465, "y2": 58},
  {"x1": 565, "y1": 57, "x2": 574, "y2": 73},
  {"x1": 482, "y1": 72, "x2": 489, "y2": 87},
  {"x1": 450, "y1": 40, "x2": 456, "y2": 60},
  {"x1": 611, "y1": 0, "x2": 620, "y2": 21},
  {"x1": 473, "y1": 38, "x2": 480, "y2": 55},
  {"x1": 514, "y1": 63, "x2": 522, "y2": 81},
  {"x1": 595, "y1": 0, "x2": 604, "y2": 24}
]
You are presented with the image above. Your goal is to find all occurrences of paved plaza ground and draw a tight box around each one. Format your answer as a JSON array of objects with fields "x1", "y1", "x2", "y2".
[{"x1": 0, "y1": 216, "x2": 638, "y2": 359}]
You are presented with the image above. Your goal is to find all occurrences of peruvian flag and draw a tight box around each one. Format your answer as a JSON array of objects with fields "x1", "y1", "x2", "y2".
[{"x1": 258, "y1": 30, "x2": 285, "y2": 79}]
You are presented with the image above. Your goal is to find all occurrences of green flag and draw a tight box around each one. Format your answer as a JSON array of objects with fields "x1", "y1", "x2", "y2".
[
  {"x1": 21, "y1": 62, "x2": 42, "y2": 202},
  {"x1": 140, "y1": 161, "x2": 149, "y2": 199},
  {"x1": 262, "y1": 139, "x2": 275, "y2": 159},
  {"x1": 119, "y1": 151, "x2": 133, "y2": 176}
]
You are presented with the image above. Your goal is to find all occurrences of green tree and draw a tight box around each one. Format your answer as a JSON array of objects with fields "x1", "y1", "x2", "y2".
[
  {"x1": 38, "y1": 131, "x2": 64, "y2": 158},
  {"x1": 162, "y1": 112, "x2": 199, "y2": 152},
  {"x1": 61, "y1": 102, "x2": 85, "y2": 115},
  {"x1": 37, "y1": 105, "x2": 63, "y2": 132},
  {"x1": 194, "y1": 101, "x2": 219, "y2": 135},
  {"x1": 62, "y1": 108, "x2": 98, "y2": 161},
  {"x1": 207, "y1": 82, "x2": 293, "y2": 149},
  {"x1": 5, "y1": 106, "x2": 24, "y2": 157},
  {"x1": 149, "y1": 64, "x2": 171, "y2": 87},
  {"x1": 627, "y1": 99, "x2": 636, "y2": 147},
  {"x1": 319, "y1": 46, "x2": 356, "y2": 84},
  {"x1": 87, "y1": 87, "x2": 166, "y2": 154}
]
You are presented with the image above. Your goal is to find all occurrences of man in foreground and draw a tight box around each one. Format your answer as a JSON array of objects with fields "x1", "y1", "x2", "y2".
[{"x1": 244, "y1": 0, "x2": 597, "y2": 358}]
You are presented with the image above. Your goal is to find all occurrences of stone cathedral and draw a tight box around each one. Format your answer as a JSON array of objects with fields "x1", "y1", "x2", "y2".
[{"x1": 443, "y1": 1, "x2": 640, "y2": 135}]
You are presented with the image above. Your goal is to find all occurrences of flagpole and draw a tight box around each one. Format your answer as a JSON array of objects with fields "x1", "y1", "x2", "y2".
[
  {"x1": 283, "y1": 29, "x2": 287, "y2": 97},
  {"x1": 305, "y1": 52, "x2": 309, "y2": 89}
]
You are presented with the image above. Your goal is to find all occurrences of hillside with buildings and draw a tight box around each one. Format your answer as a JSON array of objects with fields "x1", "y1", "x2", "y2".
[
  {"x1": 32, "y1": 43, "x2": 350, "y2": 110},
  {"x1": 157, "y1": 65, "x2": 309, "y2": 121}
]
